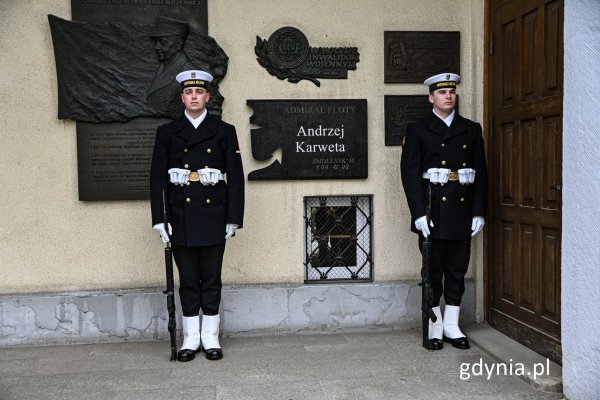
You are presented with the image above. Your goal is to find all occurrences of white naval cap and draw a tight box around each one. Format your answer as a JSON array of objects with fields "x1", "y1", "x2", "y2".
[
  {"x1": 424, "y1": 73, "x2": 461, "y2": 92},
  {"x1": 176, "y1": 70, "x2": 214, "y2": 90}
]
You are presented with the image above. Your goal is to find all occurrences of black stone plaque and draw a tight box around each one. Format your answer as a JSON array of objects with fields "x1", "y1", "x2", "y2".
[
  {"x1": 384, "y1": 95, "x2": 459, "y2": 146},
  {"x1": 76, "y1": 117, "x2": 169, "y2": 200},
  {"x1": 384, "y1": 31, "x2": 460, "y2": 83},
  {"x1": 247, "y1": 100, "x2": 367, "y2": 180},
  {"x1": 56, "y1": 1, "x2": 215, "y2": 200},
  {"x1": 255, "y1": 27, "x2": 360, "y2": 87}
]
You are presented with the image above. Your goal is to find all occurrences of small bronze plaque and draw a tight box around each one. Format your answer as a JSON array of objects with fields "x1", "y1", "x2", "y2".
[
  {"x1": 384, "y1": 95, "x2": 459, "y2": 146},
  {"x1": 384, "y1": 31, "x2": 460, "y2": 83}
]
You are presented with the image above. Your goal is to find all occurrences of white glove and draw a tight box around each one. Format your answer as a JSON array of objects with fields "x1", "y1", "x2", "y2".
[
  {"x1": 471, "y1": 216, "x2": 485, "y2": 237},
  {"x1": 437, "y1": 168, "x2": 450, "y2": 185},
  {"x1": 168, "y1": 168, "x2": 191, "y2": 186},
  {"x1": 225, "y1": 223, "x2": 239, "y2": 239},
  {"x1": 458, "y1": 168, "x2": 476, "y2": 185},
  {"x1": 415, "y1": 215, "x2": 433, "y2": 238},
  {"x1": 427, "y1": 168, "x2": 450, "y2": 185},
  {"x1": 427, "y1": 168, "x2": 440, "y2": 184},
  {"x1": 198, "y1": 168, "x2": 222, "y2": 186},
  {"x1": 153, "y1": 222, "x2": 172, "y2": 243}
]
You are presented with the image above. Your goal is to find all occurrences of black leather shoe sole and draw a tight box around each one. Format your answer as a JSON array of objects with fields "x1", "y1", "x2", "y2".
[
  {"x1": 423, "y1": 338, "x2": 443, "y2": 351},
  {"x1": 202, "y1": 346, "x2": 223, "y2": 360},
  {"x1": 177, "y1": 348, "x2": 200, "y2": 362},
  {"x1": 443, "y1": 335, "x2": 470, "y2": 349}
]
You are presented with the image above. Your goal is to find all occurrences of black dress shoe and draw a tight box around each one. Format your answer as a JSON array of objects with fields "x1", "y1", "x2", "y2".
[
  {"x1": 201, "y1": 346, "x2": 223, "y2": 361},
  {"x1": 443, "y1": 335, "x2": 470, "y2": 349},
  {"x1": 423, "y1": 338, "x2": 443, "y2": 351},
  {"x1": 177, "y1": 347, "x2": 200, "y2": 362}
]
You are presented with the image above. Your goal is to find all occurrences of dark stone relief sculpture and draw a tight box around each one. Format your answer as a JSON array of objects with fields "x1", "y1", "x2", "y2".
[{"x1": 48, "y1": 14, "x2": 228, "y2": 122}]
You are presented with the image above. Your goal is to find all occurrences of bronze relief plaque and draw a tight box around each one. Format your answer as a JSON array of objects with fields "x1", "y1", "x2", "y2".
[
  {"x1": 256, "y1": 27, "x2": 360, "y2": 87},
  {"x1": 384, "y1": 31, "x2": 460, "y2": 83}
]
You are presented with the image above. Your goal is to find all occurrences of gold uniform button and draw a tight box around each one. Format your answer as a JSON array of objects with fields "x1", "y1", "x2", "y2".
[
  {"x1": 205, "y1": 165, "x2": 209, "y2": 169},
  {"x1": 462, "y1": 162, "x2": 467, "y2": 167},
  {"x1": 441, "y1": 160, "x2": 447, "y2": 166},
  {"x1": 206, "y1": 198, "x2": 211, "y2": 204},
  {"x1": 442, "y1": 197, "x2": 447, "y2": 201},
  {"x1": 207, "y1": 148, "x2": 212, "y2": 154},
  {"x1": 186, "y1": 182, "x2": 190, "y2": 186},
  {"x1": 460, "y1": 197, "x2": 465, "y2": 202},
  {"x1": 441, "y1": 143, "x2": 446, "y2": 147},
  {"x1": 186, "y1": 197, "x2": 191, "y2": 203},
  {"x1": 184, "y1": 163, "x2": 189, "y2": 168},
  {"x1": 463, "y1": 144, "x2": 468, "y2": 149},
  {"x1": 184, "y1": 148, "x2": 188, "y2": 152}
]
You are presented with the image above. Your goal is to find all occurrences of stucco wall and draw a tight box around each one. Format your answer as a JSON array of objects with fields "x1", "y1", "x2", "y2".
[
  {"x1": 0, "y1": 0, "x2": 483, "y2": 293},
  {"x1": 562, "y1": 0, "x2": 600, "y2": 398}
]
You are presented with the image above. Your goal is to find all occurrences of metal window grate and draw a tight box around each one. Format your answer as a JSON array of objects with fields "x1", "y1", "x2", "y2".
[{"x1": 304, "y1": 195, "x2": 373, "y2": 282}]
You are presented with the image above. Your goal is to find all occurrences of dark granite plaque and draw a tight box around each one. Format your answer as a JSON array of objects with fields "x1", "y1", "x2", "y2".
[
  {"x1": 255, "y1": 27, "x2": 360, "y2": 87},
  {"x1": 63, "y1": 1, "x2": 211, "y2": 200},
  {"x1": 384, "y1": 95, "x2": 459, "y2": 146},
  {"x1": 247, "y1": 100, "x2": 367, "y2": 180},
  {"x1": 76, "y1": 118, "x2": 170, "y2": 200},
  {"x1": 384, "y1": 31, "x2": 460, "y2": 83}
]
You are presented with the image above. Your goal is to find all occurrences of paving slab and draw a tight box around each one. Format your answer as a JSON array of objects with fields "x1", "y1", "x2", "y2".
[{"x1": 0, "y1": 326, "x2": 564, "y2": 400}]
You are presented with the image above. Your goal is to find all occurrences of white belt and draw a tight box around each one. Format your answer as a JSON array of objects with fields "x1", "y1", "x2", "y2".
[{"x1": 422, "y1": 171, "x2": 459, "y2": 181}]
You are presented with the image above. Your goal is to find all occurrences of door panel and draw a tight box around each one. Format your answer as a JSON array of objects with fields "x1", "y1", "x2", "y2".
[{"x1": 488, "y1": 0, "x2": 563, "y2": 363}]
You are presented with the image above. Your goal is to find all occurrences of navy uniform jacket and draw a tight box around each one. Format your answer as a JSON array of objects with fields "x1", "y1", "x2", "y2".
[
  {"x1": 150, "y1": 114, "x2": 245, "y2": 246},
  {"x1": 401, "y1": 112, "x2": 487, "y2": 240}
]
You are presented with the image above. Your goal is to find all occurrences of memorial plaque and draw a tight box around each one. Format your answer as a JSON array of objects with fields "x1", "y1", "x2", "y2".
[
  {"x1": 255, "y1": 27, "x2": 360, "y2": 87},
  {"x1": 384, "y1": 95, "x2": 459, "y2": 146},
  {"x1": 384, "y1": 31, "x2": 460, "y2": 83},
  {"x1": 76, "y1": 117, "x2": 169, "y2": 200},
  {"x1": 54, "y1": 1, "x2": 216, "y2": 200},
  {"x1": 247, "y1": 100, "x2": 367, "y2": 180}
]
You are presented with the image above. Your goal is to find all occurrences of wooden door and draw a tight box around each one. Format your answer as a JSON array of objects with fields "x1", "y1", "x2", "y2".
[{"x1": 487, "y1": 0, "x2": 563, "y2": 363}]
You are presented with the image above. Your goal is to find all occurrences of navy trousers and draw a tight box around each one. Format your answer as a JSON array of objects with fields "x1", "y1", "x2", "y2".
[
  {"x1": 172, "y1": 242, "x2": 226, "y2": 316},
  {"x1": 419, "y1": 237, "x2": 471, "y2": 307}
]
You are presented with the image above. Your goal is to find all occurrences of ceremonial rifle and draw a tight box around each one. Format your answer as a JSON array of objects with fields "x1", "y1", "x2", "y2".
[
  {"x1": 162, "y1": 190, "x2": 177, "y2": 362},
  {"x1": 420, "y1": 183, "x2": 437, "y2": 350}
]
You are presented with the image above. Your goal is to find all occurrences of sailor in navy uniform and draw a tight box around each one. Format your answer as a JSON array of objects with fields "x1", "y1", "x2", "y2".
[
  {"x1": 150, "y1": 70, "x2": 244, "y2": 361},
  {"x1": 401, "y1": 73, "x2": 487, "y2": 350}
]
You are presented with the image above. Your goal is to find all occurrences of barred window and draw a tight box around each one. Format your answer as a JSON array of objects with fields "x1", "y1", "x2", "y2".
[{"x1": 304, "y1": 195, "x2": 373, "y2": 282}]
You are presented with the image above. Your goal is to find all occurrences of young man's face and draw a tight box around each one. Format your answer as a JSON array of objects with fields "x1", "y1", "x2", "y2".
[
  {"x1": 181, "y1": 87, "x2": 210, "y2": 114},
  {"x1": 429, "y1": 88, "x2": 457, "y2": 116}
]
